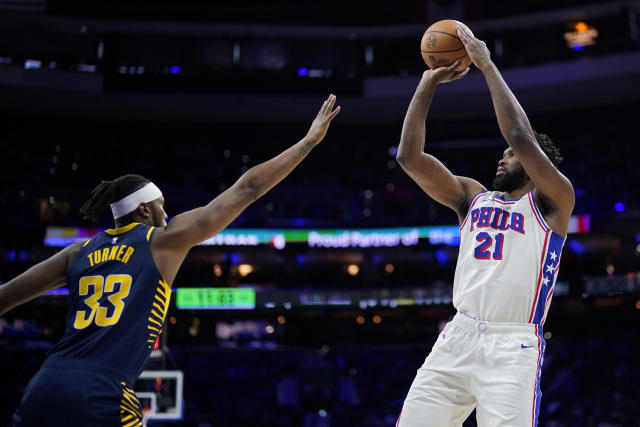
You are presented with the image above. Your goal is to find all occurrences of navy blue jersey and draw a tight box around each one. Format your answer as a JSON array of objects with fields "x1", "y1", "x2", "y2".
[{"x1": 47, "y1": 222, "x2": 170, "y2": 384}]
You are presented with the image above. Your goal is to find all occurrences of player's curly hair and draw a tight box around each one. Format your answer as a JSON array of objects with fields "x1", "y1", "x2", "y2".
[
  {"x1": 79, "y1": 174, "x2": 150, "y2": 222},
  {"x1": 533, "y1": 130, "x2": 563, "y2": 168}
]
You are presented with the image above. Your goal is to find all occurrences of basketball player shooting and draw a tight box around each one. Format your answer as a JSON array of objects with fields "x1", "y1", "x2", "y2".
[
  {"x1": 394, "y1": 25, "x2": 574, "y2": 426},
  {"x1": 0, "y1": 95, "x2": 340, "y2": 426}
]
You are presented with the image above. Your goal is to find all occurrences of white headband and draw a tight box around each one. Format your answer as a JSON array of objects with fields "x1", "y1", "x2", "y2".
[{"x1": 110, "y1": 182, "x2": 163, "y2": 219}]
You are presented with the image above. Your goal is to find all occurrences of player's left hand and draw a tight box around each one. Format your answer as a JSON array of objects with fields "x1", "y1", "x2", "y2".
[
  {"x1": 305, "y1": 94, "x2": 341, "y2": 145},
  {"x1": 457, "y1": 24, "x2": 492, "y2": 71},
  {"x1": 423, "y1": 58, "x2": 470, "y2": 85}
]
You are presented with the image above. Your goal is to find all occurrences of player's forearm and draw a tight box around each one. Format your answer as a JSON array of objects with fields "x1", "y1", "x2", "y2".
[
  {"x1": 0, "y1": 271, "x2": 65, "y2": 316},
  {"x1": 241, "y1": 136, "x2": 318, "y2": 201},
  {"x1": 397, "y1": 77, "x2": 437, "y2": 166},
  {"x1": 481, "y1": 62, "x2": 535, "y2": 145}
]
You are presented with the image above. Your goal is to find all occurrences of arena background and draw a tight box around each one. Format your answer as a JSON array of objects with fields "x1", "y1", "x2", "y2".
[{"x1": 1, "y1": 0, "x2": 640, "y2": 425}]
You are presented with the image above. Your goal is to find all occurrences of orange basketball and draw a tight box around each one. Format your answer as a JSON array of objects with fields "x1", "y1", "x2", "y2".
[{"x1": 420, "y1": 19, "x2": 473, "y2": 70}]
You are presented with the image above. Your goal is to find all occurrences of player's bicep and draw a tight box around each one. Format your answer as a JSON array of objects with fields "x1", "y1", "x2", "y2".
[
  {"x1": 156, "y1": 180, "x2": 256, "y2": 250},
  {"x1": 400, "y1": 153, "x2": 485, "y2": 214}
]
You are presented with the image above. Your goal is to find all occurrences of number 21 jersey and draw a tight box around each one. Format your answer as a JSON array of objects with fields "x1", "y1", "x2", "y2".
[{"x1": 453, "y1": 191, "x2": 566, "y2": 324}]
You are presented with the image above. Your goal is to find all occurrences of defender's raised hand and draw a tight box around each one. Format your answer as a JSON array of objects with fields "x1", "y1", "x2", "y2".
[
  {"x1": 305, "y1": 94, "x2": 341, "y2": 145},
  {"x1": 456, "y1": 24, "x2": 492, "y2": 71}
]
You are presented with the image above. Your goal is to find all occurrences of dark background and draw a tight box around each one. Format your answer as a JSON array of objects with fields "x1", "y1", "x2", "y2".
[{"x1": 1, "y1": 0, "x2": 640, "y2": 425}]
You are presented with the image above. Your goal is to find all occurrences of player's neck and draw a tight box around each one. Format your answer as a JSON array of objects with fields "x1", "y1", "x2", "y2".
[{"x1": 114, "y1": 215, "x2": 150, "y2": 229}]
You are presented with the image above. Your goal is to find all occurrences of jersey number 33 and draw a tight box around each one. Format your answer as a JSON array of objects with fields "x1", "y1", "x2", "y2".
[{"x1": 73, "y1": 274, "x2": 132, "y2": 329}]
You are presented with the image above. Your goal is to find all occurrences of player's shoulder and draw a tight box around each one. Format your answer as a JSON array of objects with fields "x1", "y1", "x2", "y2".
[
  {"x1": 455, "y1": 176, "x2": 487, "y2": 216},
  {"x1": 60, "y1": 241, "x2": 85, "y2": 270}
]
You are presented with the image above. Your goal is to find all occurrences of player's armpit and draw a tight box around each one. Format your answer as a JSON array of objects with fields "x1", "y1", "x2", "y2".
[{"x1": 0, "y1": 242, "x2": 81, "y2": 316}]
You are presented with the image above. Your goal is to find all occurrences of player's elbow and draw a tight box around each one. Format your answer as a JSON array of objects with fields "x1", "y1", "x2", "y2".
[
  {"x1": 237, "y1": 172, "x2": 261, "y2": 203},
  {"x1": 396, "y1": 151, "x2": 414, "y2": 170},
  {"x1": 507, "y1": 128, "x2": 536, "y2": 147}
]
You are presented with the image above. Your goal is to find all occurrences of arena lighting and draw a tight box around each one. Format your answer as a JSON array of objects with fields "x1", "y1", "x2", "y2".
[
  {"x1": 38, "y1": 279, "x2": 567, "y2": 308},
  {"x1": 43, "y1": 216, "x2": 592, "y2": 247},
  {"x1": 77, "y1": 64, "x2": 97, "y2": 73},
  {"x1": 24, "y1": 59, "x2": 41, "y2": 70},
  {"x1": 213, "y1": 264, "x2": 223, "y2": 277},
  {"x1": 564, "y1": 21, "x2": 598, "y2": 50},
  {"x1": 347, "y1": 264, "x2": 360, "y2": 276},
  {"x1": 238, "y1": 264, "x2": 254, "y2": 277}
]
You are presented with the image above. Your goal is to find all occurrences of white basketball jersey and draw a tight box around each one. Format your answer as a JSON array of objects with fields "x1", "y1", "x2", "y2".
[{"x1": 453, "y1": 191, "x2": 565, "y2": 324}]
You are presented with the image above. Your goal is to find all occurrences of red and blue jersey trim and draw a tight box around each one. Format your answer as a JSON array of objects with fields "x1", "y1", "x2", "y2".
[
  {"x1": 531, "y1": 324, "x2": 545, "y2": 427},
  {"x1": 527, "y1": 192, "x2": 550, "y2": 232},
  {"x1": 529, "y1": 230, "x2": 565, "y2": 324}
]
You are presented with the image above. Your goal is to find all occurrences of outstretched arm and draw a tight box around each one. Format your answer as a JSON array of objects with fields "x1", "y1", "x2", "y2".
[
  {"x1": 396, "y1": 61, "x2": 485, "y2": 220},
  {"x1": 0, "y1": 242, "x2": 82, "y2": 316},
  {"x1": 151, "y1": 95, "x2": 341, "y2": 283},
  {"x1": 457, "y1": 25, "x2": 574, "y2": 230}
]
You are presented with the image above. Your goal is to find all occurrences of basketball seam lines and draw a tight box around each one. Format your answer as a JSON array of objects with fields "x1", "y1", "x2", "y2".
[
  {"x1": 425, "y1": 30, "x2": 462, "y2": 42},
  {"x1": 421, "y1": 46, "x2": 465, "y2": 54}
]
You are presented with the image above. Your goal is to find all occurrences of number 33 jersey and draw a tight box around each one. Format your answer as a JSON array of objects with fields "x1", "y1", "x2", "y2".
[
  {"x1": 453, "y1": 191, "x2": 566, "y2": 325},
  {"x1": 48, "y1": 222, "x2": 170, "y2": 384}
]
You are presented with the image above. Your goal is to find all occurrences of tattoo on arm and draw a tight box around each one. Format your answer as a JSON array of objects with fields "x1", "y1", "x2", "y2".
[{"x1": 299, "y1": 140, "x2": 316, "y2": 155}]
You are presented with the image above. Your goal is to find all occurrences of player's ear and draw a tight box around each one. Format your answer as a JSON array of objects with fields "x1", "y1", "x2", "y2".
[{"x1": 137, "y1": 203, "x2": 151, "y2": 219}]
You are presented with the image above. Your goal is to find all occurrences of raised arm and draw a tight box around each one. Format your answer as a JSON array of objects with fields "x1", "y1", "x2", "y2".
[
  {"x1": 396, "y1": 62, "x2": 485, "y2": 220},
  {"x1": 0, "y1": 242, "x2": 81, "y2": 316},
  {"x1": 457, "y1": 25, "x2": 574, "y2": 230},
  {"x1": 151, "y1": 95, "x2": 340, "y2": 282}
]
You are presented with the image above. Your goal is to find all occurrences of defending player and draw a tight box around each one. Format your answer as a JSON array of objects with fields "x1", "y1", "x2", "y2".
[
  {"x1": 394, "y1": 26, "x2": 574, "y2": 426},
  {"x1": 0, "y1": 95, "x2": 340, "y2": 426}
]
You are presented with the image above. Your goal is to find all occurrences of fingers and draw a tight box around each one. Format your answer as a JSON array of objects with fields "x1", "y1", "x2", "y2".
[
  {"x1": 446, "y1": 58, "x2": 464, "y2": 71},
  {"x1": 454, "y1": 67, "x2": 470, "y2": 80},
  {"x1": 328, "y1": 105, "x2": 341, "y2": 121},
  {"x1": 320, "y1": 100, "x2": 329, "y2": 114},
  {"x1": 456, "y1": 25, "x2": 472, "y2": 44},
  {"x1": 321, "y1": 94, "x2": 336, "y2": 115}
]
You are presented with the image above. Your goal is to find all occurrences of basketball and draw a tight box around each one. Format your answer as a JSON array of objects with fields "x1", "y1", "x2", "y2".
[{"x1": 420, "y1": 19, "x2": 473, "y2": 70}]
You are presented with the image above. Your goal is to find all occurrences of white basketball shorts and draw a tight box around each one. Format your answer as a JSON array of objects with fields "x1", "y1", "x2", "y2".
[{"x1": 396, "y1": 312, "x2": 545, "y2": 427}]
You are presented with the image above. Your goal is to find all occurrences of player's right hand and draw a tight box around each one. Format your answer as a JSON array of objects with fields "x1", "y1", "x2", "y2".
[
  {"x1": 305, "y1": 94, "x2": 341, "y2": 145},
  {"x1": 423, "y1": 59, "x2": 470, "y2": 85},
  {"x1": 457, "y1": 24, "x2": 492, "y2": 71}
]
